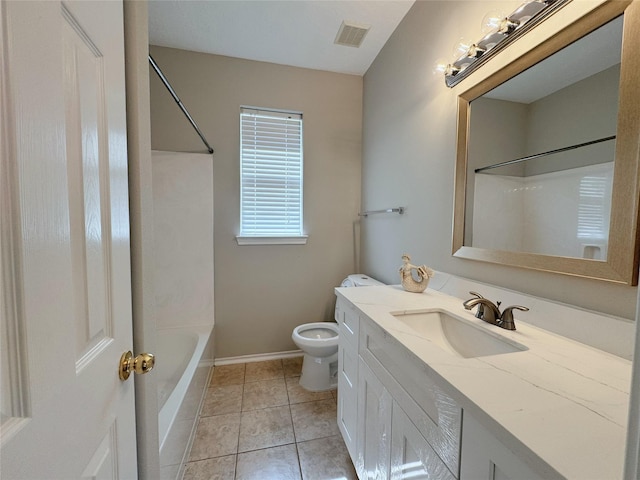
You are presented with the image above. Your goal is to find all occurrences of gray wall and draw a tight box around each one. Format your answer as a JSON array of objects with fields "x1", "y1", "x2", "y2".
[
  {"x1": 149, "y1": 46, "x2": 363, "y2": 358},
  {"x1": 525, "y1": 65, "x2": 619, "y2": 175},
  {"x1": 361, "y1": 0, "x2": 637, "y2": 319}
]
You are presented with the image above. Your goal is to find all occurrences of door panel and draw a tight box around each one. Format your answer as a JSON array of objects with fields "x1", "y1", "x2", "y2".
[
  {"x1": 1, "y1": 1, "x2": 137, "y2": 478},
  {"x1": 81, "y1": 422, "x2": 119, "y2": 480},
  {"x1": 62, "y1": 2, "x2": 114, "y2": 372}
]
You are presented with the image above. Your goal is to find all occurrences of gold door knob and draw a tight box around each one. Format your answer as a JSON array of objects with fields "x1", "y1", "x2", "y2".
[{"x1": 119, "y1": 351, "x2": 155, "y2": 381}]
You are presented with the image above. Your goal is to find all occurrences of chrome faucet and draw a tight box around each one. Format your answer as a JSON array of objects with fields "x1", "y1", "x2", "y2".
[{"x1": 463, "y1": 293, "x2": 529, "y2": 330}]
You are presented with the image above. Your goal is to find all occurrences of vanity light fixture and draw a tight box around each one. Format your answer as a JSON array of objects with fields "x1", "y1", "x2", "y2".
[{"x1": 439, "y1": 0, "x2": 571, "y2": 87}]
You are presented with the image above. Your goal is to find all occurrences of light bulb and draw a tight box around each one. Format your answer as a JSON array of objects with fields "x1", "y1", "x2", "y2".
[
  {"x1": 481, "y1": 11, "x2": 519, "y2": 35},
  {"x1": 433, "y1": 59, "x2": 459, "y2": 77},
  {"x1": 467, "y1": 43, "x2": 486, "y2": 58},
  {"x1": 452, "y1": 37, "x2": 485, "y2": 62},
  {"x1": 453, "y1": 38, "x2": 473, "y2": 60},
  {"x1": 481, "y1": 10, "x2": 505, "y2": 35},
  {"x1": 500, "y1": 17, "x2": 520, "y2": 33},
  {"x1": 434, "y1": 59, "x2": 449, "y2": 75}
]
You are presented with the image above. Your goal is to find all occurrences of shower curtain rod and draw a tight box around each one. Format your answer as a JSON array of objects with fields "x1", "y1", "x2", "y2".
[
  {"x1": 475, "y1": 135, "x2": 615, "y2": 173},
  {"x1": 148, "y1": 55, "x2": 214, "y2": 154}
]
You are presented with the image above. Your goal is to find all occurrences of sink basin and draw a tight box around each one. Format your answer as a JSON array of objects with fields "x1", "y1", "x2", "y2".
[{"x1": 391, "y1": 309, "x2": 528, "y2": 358}]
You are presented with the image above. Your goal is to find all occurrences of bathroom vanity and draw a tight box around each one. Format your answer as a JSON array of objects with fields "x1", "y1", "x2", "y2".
[{"x1": 335, "y1": 284, "x2": 631, "y2": 479}]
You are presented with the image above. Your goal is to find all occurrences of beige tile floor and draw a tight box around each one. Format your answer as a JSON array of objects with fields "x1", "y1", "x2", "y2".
[{"x1": 183, "y1": 358, "x2": 358, "y2": 480}]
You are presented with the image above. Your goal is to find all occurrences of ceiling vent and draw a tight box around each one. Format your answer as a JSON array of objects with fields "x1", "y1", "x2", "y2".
[{"x1": 334, "y1": 21, "x2": 371, "y2": 48}]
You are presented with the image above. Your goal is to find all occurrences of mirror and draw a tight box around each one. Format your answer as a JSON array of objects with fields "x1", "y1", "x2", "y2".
[{"x1": 453, "y1": 0, "x2": 640, "y2": 285}]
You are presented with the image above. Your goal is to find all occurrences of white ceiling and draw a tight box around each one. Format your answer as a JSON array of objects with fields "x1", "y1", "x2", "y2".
[{"x1": 148, "y1": 0, "x2": 415, "y2": 76}]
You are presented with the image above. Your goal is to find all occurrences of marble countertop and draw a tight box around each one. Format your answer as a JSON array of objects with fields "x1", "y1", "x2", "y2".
[{"x1": 335, "y1": 284, "x2": 632, "y2": 479}]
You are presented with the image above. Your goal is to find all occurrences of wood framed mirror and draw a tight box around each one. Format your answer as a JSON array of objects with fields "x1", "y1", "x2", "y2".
[{"x1": 453, "y1": 0, "x2": 640, "y2": 285}]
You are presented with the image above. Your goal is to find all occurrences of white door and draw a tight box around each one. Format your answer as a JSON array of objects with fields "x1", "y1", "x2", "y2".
[{"x1": 1, "y1": 1, "x2": 139, "y2": 478}]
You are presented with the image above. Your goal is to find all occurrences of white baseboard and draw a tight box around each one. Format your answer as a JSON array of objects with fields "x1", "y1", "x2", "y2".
[{"x1": 214, "y1": 349, "x2": 303, "y2": 366}]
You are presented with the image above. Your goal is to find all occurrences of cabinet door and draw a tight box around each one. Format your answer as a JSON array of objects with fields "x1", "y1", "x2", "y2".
[
  {"x1": 338, "y1": 329, "x2": 359, "y2": 459},
  {"x1": 359, "y1": 317, "x2": 461, "y2": 474},
  {"x1": 391, "y1": 403, "x2": 457, "y2": 480},
  {"x1": 357, "y1": 358, "x2": 392, "y2": 480},
  {"x1": 460, "y1": 413, "x2": 544, "y2": 480}
]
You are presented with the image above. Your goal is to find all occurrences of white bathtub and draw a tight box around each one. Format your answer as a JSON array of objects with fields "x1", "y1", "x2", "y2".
[{"x1": 157, "y1": 326, "x2": 212, "y2": 479}]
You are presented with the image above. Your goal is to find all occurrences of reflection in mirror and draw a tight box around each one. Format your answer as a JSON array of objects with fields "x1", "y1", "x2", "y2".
[
  {"x1": 453, "y1": 0, "x2": 640, "y2": 285},
  {"x1": 465, "y1": 16, "x2": 622, "y2": 260}
]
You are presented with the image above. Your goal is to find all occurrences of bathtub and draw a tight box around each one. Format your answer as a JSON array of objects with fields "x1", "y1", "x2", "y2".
[{"x1": 157, "y1": 326, "x2": 213, "y2": 479}]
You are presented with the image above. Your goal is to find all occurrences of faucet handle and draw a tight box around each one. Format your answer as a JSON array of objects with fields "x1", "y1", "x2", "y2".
[
  {"x1": 467, "y1": 292, "x2": 485, "y2": 319},
  {"x1": 499, "y1": 305, "x2": 529, "y2": 331}
]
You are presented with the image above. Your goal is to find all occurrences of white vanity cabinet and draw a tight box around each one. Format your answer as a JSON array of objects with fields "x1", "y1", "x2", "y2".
[
  {"x1": 335, "y1": 283, "x2": 630, "y2": 479},
  {"x1": 337, "y1": 295, "x2": 462, "y2": 479},
  {"x1": 336, "y1": 298, "x2": 361, "y2": 460},
  {"x1": 337, "y1": 295, "x2": 550, "y2": 480},
  {"x1": 359, "y1": 316, "x2": 462, "y2": 479}
]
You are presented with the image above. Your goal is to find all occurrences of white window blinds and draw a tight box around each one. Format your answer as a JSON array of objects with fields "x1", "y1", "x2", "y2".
[
  {"x1": 578, "y1": 173, "x2": 611, "y2": 241},
  {"x1": 240, "y1": 107, "x2": 304, "y2": 239}
]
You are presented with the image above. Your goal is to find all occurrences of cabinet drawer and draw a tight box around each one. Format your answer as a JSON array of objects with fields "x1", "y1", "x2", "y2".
[
  {"x1": 360, "y1": 318, "x2": 461, "y2": 476},
  {"x1": 336, "y1": 298, "x2": 359, "y2": 346}
]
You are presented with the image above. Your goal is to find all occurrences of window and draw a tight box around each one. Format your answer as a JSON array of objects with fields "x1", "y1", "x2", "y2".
[
  {"x1": 577, "y1": 173, "x2": 611, "y2": 241},
  {"x1": 237, "y1": 107, "x2": 307, "y2": 245}
]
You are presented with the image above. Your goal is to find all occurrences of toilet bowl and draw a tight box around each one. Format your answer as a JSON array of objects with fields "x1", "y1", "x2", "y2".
[
  {"x1": 292, "y1": 274, "x2": 385, "y2": 392},
  {"x1": 291, "y1": 322, "x2": 339, "y2": 391}
]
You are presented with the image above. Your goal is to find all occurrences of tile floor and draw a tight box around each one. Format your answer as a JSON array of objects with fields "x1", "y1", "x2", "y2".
[{"x1": 183, "y1": 358, "x2": 358, "y2": 480}]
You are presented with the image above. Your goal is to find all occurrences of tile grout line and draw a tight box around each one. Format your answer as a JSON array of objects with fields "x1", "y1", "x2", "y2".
[
  {"x1": 233, "y1": 363, "x2": 247, "y2": 480},
  {"x1": 294, "y1": 441, "x2": 305, "y2": 480},
  {"x1": 285, "y1": 358, "x2": 306, "y2": 480},
  {"x1": 285, "y1": 362, "x2": 301, "y2": 449}
]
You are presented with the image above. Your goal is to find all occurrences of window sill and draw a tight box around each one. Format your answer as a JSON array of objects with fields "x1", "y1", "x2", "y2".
[{"x1": 236, "y1": 235, "x2": 309, "y2": 246}]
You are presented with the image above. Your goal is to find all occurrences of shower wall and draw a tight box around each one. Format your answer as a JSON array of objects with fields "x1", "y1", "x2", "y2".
[
  {"x1": 473, "y1": 162, "x2": 614, "y2": 258},
  {"x1": 151, "y1": 151, "x2": 215, "y2": 332}
]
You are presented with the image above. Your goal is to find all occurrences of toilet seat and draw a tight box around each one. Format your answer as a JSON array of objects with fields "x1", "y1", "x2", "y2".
[
  {"x1": 292, "y1": 322, "x2": 339, "y2": 356},
  {"x1": 298, "y1": 326, "x2": 338, "y2": 340}
]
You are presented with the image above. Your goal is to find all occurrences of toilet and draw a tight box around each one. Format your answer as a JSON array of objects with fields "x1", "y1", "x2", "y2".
[
  {"x1": 292, "y1": 322, "x2": 339, "y2": 391},
  {"x1": 292, "y1": 274, "x2": 384, "y2": 391}
]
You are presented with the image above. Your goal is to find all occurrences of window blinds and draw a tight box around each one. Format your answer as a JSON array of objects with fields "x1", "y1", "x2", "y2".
[
  {"x1": 578, "y1": 174, "x2": 610, "y2": 240},
  {"x1": 240, "y1": 108, "x2": 303, "y2": 237}
]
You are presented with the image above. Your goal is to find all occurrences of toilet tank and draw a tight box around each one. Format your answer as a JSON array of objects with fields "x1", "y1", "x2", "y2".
[{"x1": 340, "y1": 274, "x2": 384, "y2": 288}]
